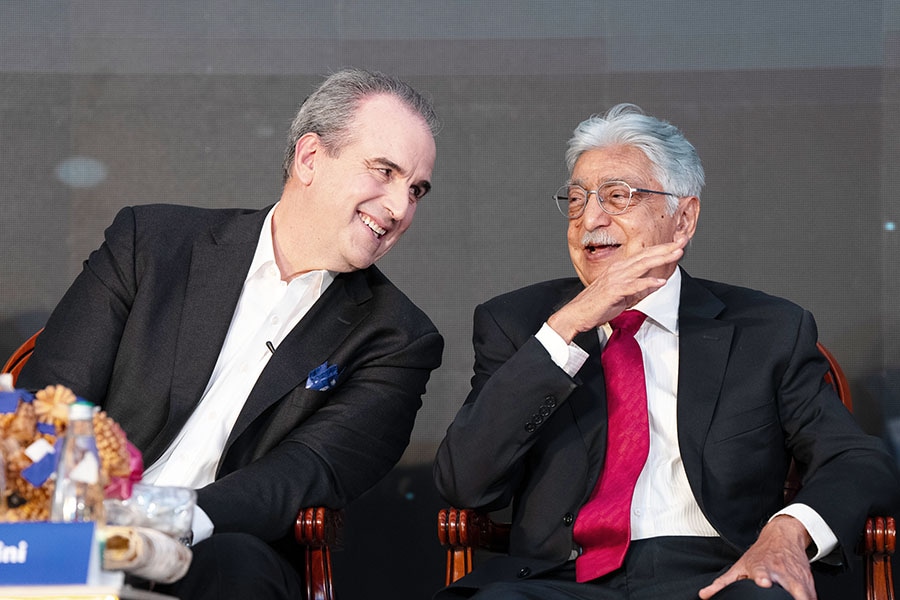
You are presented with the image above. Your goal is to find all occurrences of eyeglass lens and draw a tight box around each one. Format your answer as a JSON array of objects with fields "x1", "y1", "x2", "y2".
[{"x1": 554, "y1": 182, "x2": 634, "y2": 218}]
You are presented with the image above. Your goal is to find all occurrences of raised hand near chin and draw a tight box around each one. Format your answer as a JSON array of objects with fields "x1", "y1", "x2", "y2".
[{"x1": 546, "y1": 235, "x2": 687, "y2": 343}]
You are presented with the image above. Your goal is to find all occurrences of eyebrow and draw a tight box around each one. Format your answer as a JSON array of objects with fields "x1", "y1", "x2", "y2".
[
  {"x1": 371, "y1": 156, "x2": 432, "y2": 195},
  {"x1": 569, "y1": 177, "x2": 630, "y2": 187}
]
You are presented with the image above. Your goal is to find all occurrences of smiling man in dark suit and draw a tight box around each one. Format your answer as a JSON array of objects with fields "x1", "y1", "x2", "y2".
[
  {"x1": 433, "y1": 103, "x2": 899, "y2": 600},
  {"x1": 19, "y1": 68, "x2": 443, "y2": 599}
]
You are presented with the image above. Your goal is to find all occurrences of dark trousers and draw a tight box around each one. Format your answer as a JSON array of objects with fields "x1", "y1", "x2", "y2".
[
  {"x1": 151, "y1": 532, "x2": 305, "y2": 600},
  {"x1": 438, "y1": 537, "x2": 793, "y2": 600}
]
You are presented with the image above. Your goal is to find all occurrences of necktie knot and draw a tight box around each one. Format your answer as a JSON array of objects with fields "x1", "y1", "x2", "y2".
[{"x1": 609, "y1": 310, "x2": 646, "y2": 337}]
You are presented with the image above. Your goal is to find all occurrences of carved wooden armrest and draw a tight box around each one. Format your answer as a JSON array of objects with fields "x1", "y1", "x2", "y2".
[
  {"x1": 863, "y1": 516, "x2": 895, "y2": 600},
  {"x1": 295, "y1": 507, "x2": 344, "y2": 600},
  {"x1": 438, "y1": 508, "x2": 511, "y2": 585},
  {"x1": 437, "y1": 509, "x2": 897, "y2": 600}
]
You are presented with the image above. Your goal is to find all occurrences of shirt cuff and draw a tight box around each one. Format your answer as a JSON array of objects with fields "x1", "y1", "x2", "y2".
[
  {"x1": 535, "y1": 323, "x2": 589, "y2": 377},
  {"x1": 772, "y1": 503, "x2": 839, "y2": 562},
  {"x1": 191, "y1": 505, "x2": 215, "y2": 546}
]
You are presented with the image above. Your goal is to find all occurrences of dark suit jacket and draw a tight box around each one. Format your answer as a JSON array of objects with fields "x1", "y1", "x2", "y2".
[
  {"x1": 433, "y1": 270, "x2": 898, "y2": 589},
  {"x1": 19, "y1": 204, "x2": 443, "y2": 546}
]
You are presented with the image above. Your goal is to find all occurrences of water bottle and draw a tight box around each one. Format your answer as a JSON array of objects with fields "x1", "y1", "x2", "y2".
[{"x1": 50, "y1": 400, "x2": 105, "y2": 523}]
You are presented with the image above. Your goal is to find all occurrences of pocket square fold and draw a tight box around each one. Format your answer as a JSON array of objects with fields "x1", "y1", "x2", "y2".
[{"x1": 306, "y1": 362, "x2": 339, "y2": 391}]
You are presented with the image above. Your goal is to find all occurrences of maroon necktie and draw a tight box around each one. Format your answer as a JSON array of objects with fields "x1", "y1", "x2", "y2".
[{"x1": 573, "y1": 309, "x2": 649, "y2": 582}]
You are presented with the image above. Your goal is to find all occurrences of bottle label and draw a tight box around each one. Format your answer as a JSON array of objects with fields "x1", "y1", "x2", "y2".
[{"x1": 68, "y1": 452, "x2": 100, "y2": 485}]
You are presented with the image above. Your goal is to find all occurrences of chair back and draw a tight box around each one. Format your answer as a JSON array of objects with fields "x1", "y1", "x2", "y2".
[
  {"x1": 2, "y1": 329, "x2": 41, "y2": 385},
  {"x1": 783, "y1": 342, "x2": 852, "y2": 504},
  {"x1": 817, "y1": 341, "x2": 852, "y2": 411}
]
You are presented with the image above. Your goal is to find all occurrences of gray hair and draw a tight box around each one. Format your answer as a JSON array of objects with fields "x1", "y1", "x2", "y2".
[
  {"x1": 282, "y1": 68, "x2": 439, "y2": 184},
  {"x1": 565, "y1": 103, "x2": 705, "y2": 213}
]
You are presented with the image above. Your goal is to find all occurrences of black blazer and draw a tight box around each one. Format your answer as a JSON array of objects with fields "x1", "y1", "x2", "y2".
[
  {"x1": 20, "y1": 204, "x2": 443, "y2": 543},
  {"x1": 434, "y1": 269, "x2": 898, "y2": 588}
]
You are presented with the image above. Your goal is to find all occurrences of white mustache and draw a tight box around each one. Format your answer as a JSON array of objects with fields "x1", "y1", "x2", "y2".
[{"x1": 581, "y1": 230, "x2": 620, "y2": 247}]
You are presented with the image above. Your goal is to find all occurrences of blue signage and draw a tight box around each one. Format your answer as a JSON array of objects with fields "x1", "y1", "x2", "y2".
[{"x1": 0, "y1": 522, "x2": 96, "y2": 584}]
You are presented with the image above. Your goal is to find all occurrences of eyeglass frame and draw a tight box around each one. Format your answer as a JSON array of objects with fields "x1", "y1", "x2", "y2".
[{"x1": 553, "y1": 180, "x2": 679, "y2": 218}]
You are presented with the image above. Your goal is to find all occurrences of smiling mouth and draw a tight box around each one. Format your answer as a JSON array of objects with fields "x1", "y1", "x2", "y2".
[
  {"x1": 359, "y1": 213, "x2": 387, "y2": 238},
  {"x1": 582, "y1": 231, "x2": 620, "y2": 254},
  {"x1": 585, "y1": 243, "x2": 621, "y2": 254}
]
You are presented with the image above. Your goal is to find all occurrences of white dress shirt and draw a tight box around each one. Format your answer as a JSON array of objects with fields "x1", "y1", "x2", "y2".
[
  {"x1": 535, "y1": 268, "x2": 838, "y2": 560},
  {"x1": 142, "y1": 204, "x2": 335, "y2": 542}
]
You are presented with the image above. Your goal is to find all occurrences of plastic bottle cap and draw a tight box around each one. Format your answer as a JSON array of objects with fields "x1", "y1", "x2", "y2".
[{"x1": 68, "y1": 401, "x2": 95, "y2": 420}]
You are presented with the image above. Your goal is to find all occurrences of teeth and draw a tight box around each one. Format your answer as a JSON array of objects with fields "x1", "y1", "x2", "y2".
[
  {"x1": 586, "y1": 244, "x2": 619, "y2": 253},
  {"x1": 582, "y1": 231, "x2": 619, "y2": 247},
  {"x1": 359, "y1": 213, "x2": 386, "y2": 237}
]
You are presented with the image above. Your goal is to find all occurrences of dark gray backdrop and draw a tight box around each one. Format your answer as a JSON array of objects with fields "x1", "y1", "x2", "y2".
[{"x1": 2, "y1": 2, "x2": 898, "y2": 597}]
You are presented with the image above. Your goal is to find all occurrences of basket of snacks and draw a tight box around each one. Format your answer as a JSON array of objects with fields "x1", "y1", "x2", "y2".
[{"x1": 0, "y1": 383, "x2": 142, "y2": 522}]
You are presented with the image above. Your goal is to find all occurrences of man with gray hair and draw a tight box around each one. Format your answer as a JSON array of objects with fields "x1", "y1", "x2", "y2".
[
  {"x1": 20, "y1": 68, "x2": 443, "y2": 599},
  {"x1": 434, "y1": 103, "x2": 898, "y2": 599}
]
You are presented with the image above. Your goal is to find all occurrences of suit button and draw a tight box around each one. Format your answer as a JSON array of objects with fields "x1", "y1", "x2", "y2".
[
  {"x1": 562, "y1": 513, "x2": 574, "y2": 526},
  {"x1": 532, "y1": 413, "x2": 544, "y2": 425},
  {"x1": 517, "y1": 567, "x2": 531, "y2": 578},
  {"x1": 543, "y1": 395, "x2": 557, "y2": 408},
  {"x1": 525, "y1": 422, "x2": 536, "y2": 433},
  {"x1": 539, "y1": 406, "x2": 551, "y2": 417}
]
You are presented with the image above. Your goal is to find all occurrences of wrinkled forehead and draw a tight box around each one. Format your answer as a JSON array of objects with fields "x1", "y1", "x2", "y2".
[{"x1": 570, "y1": 145, "x2": 659, "y2": 188}]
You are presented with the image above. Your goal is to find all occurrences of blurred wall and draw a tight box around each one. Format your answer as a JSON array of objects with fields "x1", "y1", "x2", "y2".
[{"x1": 2, "y1": 2, "x2": 899, "y2": 597}]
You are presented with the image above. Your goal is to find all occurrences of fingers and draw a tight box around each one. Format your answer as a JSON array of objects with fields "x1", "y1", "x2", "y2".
[
  {"x1": 701, "y1": 576, "x2": 813, "y2": 600},
  {"x1": 698, "y1": 575, "x2": 727, "y2": 598},
  {"x1": 583, "y1": 240, "x2": 682, "y2": 306},
  {"x1": 588, "y1": 239, "x2": 683, "y2": 289},
  {"x1": 698, "y1": 559, "x2": 815, "y2": 600},
  {"x1": 699, "y1": 571, "x2": 790, "y2": 600},
  {"x1": 597, "y1": 242, "x2": 684, "y2": 292},
  {"x1": 548, "y1": 238, "x2": 686, "y2": 342},
  {"x1": 698, "y1": 567, "x2": 751, "y2": 599},
  {"x1": 616, "y1": 237, "x2": 685, "y2": 273},
  {"x1": 768, "y1": 568, "x2": 815, "y2": 600}
]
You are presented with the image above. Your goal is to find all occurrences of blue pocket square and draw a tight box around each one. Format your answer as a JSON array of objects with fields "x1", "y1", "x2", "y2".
[{"x1": 306, "y1": 362, "x2": 339, "y2": 391}]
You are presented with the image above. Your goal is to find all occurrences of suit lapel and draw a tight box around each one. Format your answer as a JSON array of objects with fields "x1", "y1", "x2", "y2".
[
  {"x1": 160, "y1": 208, "x2": 268, "y2": 458},
  {"x1": 226, "y1": 268, "x2": 373, "y2": 446},
  {"x1": 676, "y1": 270, "x2": 733, "y2": 506}
]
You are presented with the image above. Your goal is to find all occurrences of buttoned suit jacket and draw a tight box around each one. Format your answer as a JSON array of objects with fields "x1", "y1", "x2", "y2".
[
  {"x1": 19, "y1": 203, "x2": 443, "y2": 549},
  {"x1": 433, "y1": 269, "x2": 899, "y2": 590}
]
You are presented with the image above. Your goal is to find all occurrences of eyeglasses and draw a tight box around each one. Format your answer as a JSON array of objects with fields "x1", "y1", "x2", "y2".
[{"x1": 553, "y1": 181, "x2": 677, "y2": 218}]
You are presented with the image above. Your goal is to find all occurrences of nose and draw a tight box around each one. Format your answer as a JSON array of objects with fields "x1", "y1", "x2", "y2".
[
  {"x1": 384, "y1": 186, "x2": 410, "y2": 222},
  {"x1": 580, "y1": 190, "x2": 612, "y2": 229}
]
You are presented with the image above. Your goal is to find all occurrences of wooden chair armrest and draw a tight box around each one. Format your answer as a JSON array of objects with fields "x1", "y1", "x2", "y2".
[
  {"x1": 295, "y1": 506, "x2": 343, "y2": 548},
  {"x1": 863, "y1": 516, "x2": 895, "y2": 600},
  {"x1": 438, "y1": 507, "x2": 511, "y2": 585},
  {"x1": 438, "y1": 508, "x2": 511, "y2": 552},
  {"x1": 295, "y1": 507, "x2": 343, "y2": 600}
]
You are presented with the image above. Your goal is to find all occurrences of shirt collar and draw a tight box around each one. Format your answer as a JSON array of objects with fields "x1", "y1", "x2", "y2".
[
  {"x1": 246, "y1": 203, "x2": 335, "y2": 290},
  {"x1": 632, "y1": 266, "x2": 681, "y2": 335},
  {"x1": 245, "y1": 205, "x2": 279, "y2": 281}
]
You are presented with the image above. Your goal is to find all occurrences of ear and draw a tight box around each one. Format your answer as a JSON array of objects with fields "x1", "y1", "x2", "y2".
[
  {"x1": 291, "y1": 132, "x2": 320, "y2": 185},
  {"x1": 675, "y1": 196, "x2": 700, "y2": 240}
]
